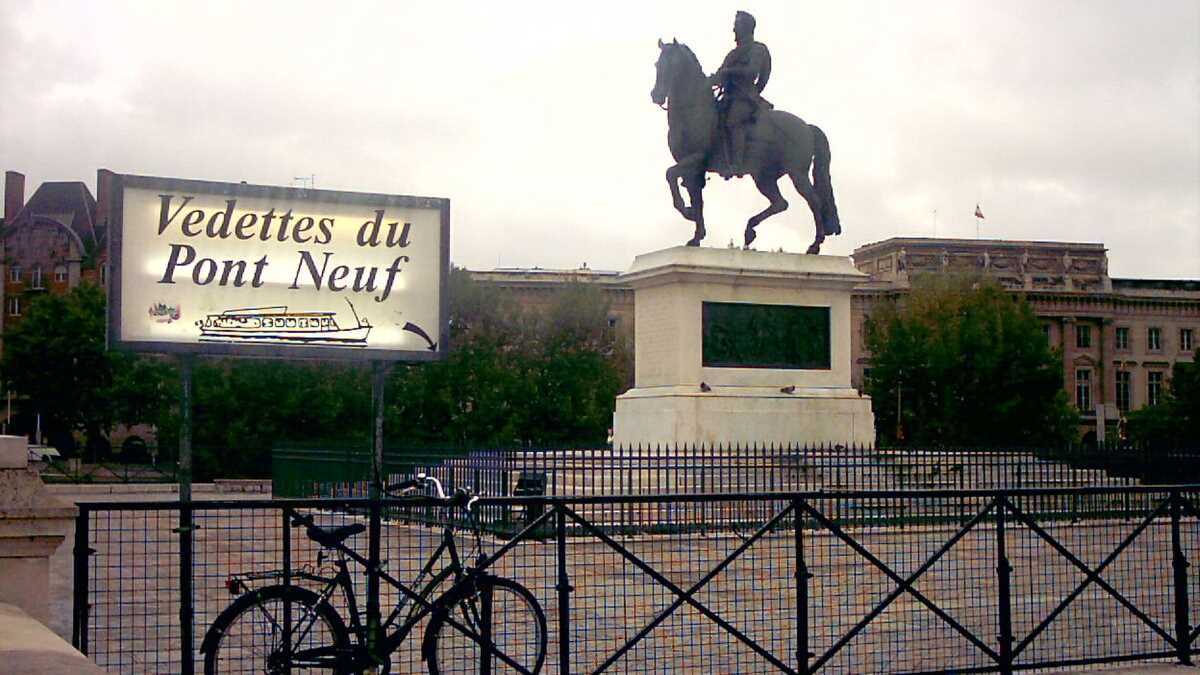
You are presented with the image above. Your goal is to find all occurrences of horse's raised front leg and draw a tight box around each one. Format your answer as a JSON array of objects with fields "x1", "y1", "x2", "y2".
[
  {"x1": 665, "y1": 153, "x2": 707, "y2": 223},
  {"x1": 744, "y1": 174, "x2": 788, "y2": 248},
  {"x1": 684, "y1": 183, "x2": 705, "y2": 246},
  {"x1": 666, "y1": 165, "x2": 688, "y2": 216}
]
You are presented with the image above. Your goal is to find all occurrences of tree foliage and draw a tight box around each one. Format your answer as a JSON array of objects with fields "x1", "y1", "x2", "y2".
[
  {"x1": 156, "y1": 360, "x2": 372, "y2": 479},
  {"x1": 1126, "y1": 361, "x2": 1200, "y2": 445},
  {"x1": 1, "y1": 284, "x2": 113, "y2": 452},
  {"x1": 388, "y1": 268, "x2": 629, "y2": 447},
  {"x1": 865, "y1": 275, "x2": 1076, "y2": 446},
  {"x1": 2, "y1": 268, "x2": 630, "y2": 475}
]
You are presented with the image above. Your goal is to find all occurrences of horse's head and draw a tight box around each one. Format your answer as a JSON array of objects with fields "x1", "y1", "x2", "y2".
[{"x1": 651, "y1": 38, "x2": 702, "y2": 107}]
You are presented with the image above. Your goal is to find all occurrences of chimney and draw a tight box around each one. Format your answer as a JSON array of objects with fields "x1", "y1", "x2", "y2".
[
  {"x1": 4, "y1": 171, "x2": 25, "y2": 223},
  {"x1": 95, "y1": 169, "x2": 116, "y2": 228}
]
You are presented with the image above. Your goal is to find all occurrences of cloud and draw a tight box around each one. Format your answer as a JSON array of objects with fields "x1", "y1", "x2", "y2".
[{"x1": 1, "y1": 0, "x2": 1197, "y2": 277}]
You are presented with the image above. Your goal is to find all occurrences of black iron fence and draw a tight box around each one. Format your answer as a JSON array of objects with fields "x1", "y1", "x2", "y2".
[
  {"x1": 276, "y1": 444, "x2": 1184, "y2": 499},
  {"x1": 42, "y1": 458, "x2": 178, "y2": 484},
  {"x1": 73, "y1": 485, "x2": 1198, "y2": 673}
]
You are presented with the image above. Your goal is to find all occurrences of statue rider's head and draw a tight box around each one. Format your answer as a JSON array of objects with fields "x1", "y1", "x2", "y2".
[{"x1": 734, "y1": 11, "x2": 756, "y2": 43}]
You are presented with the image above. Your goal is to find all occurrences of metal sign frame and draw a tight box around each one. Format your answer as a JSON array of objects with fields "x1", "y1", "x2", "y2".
[{"x1": 105, "y1": 172, "x2": 449, "y2": 362}]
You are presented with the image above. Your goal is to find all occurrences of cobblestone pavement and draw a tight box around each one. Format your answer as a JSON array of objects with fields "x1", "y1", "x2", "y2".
[{"x1": 53, "y1": 494, "x2": 1199, "y2": 673}]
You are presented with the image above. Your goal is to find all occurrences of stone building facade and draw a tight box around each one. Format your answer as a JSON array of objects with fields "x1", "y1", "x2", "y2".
[
  {"x1": 468, "y1": 265, "x2": 636, "y2": 346},
  {"x1": 850, "y1": 238, "x2": 1199, "y2": 440},
  {"x1": 473, "y1": 238, "x2": 1198, "y2": 442}
]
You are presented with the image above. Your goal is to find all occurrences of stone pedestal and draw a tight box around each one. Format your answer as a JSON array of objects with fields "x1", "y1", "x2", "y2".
[
  {"x1": 0, "y1": 436, "x2": 76, "y2": 625},
  {"x1": 612, "y1": 246, "x2": 875, "y2": 448}
]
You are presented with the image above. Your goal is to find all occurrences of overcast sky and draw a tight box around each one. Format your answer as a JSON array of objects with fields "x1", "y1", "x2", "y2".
[{"x1": 2, "y1": 1, "x2": 1197, "y2": 278}]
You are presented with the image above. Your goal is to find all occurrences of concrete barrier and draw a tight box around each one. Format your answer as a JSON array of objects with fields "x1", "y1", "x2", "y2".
[
  {"x1": 0, "y1": 436, "x2": 76, "y2": 626},
  {"x1": 0, "y1": 603, "x2": 107, "y2": 674}
]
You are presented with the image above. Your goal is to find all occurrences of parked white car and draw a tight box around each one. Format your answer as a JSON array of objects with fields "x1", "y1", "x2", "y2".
[{"x1": 27, "y1": 444, "x2": 61, "y2": 463}]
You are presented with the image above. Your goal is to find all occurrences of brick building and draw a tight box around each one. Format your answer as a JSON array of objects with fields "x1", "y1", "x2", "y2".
[
  {"x1": 1, "y1": 170, "x2": 110, "y2": 334},
  {"x1": 472, "y1": 238, "x2": 1199, "y2": 442}
]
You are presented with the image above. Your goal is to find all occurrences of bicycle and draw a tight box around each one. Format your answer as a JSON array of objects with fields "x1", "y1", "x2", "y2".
[{"x1": 200, "y1": 474, "x2": 548, "y2": 674}]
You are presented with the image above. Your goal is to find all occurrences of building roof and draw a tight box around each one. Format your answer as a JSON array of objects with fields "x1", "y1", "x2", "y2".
[
  {"x1": 486, "y1": 266, "x2": 621, "y2": 277},
  {"x1": 4, "y1": 181, "x2": 101, "y2": 248},
  {"x1": 469, "y1": 266, "x2": 624, "y2": 288},
  {"x1": 853, "y1": 237, "x2": 1107, "y2": 256}
]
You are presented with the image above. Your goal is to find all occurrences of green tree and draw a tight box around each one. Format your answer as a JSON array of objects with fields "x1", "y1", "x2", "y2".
[
  {"x1": 154, "y1": 359, "x2": 372, "y2": 479},
  {"x1": 519, "y1": 283, "x2": 627, "y2": 444},
  {"x1": 866, "y1": 275, "x2": 1076, "y2": 446},
  {"x1": 109, "y1": 352, "x2": 177, "y2": 434},
  {"x1": 388, "y1": 268, "x2": 629, "y2": 447},
  {"x1": 1, "y1": 284, "x2": 112, "y2": 453},
  {"x1": 0, "y1": 266, "x2": 631, "y2": 473},
  {"x1": 1126, "y1": 361, "x2": 1200, "y2": 445}
]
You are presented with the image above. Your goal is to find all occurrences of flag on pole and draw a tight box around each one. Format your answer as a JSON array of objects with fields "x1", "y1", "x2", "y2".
[{"x1": 974, "y1": 204, "x2": 985, "y2": 219}]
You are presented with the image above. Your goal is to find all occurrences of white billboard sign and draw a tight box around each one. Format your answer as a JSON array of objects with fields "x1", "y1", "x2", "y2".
[{"x1": 107, "y1": 174, "x2": 448, "y2": 361}]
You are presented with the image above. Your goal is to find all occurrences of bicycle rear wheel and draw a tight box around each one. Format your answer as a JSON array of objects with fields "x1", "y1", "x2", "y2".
[
  {"x1": 203, "y1": 585, "x2": 351, "y2": 674},
  {"x1": 426, "y1": 576, "x2": 547, "y2": 674}
]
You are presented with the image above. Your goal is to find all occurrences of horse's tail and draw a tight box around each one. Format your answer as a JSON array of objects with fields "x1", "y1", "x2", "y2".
[{"x1": 810, "y1": 124, "x2": 841, "y2": 237}]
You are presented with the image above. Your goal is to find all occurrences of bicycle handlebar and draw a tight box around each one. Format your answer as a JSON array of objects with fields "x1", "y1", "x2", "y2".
[
  {"x1": 383, "y1": 473, "x2": 479, "y2": 511},
  {"x1": 385, "y1": 472, "x2": 446, "y2": 498}
]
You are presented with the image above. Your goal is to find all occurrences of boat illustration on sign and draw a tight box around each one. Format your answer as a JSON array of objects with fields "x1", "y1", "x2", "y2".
[{"x1": 196, "y1": 299, "x2": 371, "y2": 346}]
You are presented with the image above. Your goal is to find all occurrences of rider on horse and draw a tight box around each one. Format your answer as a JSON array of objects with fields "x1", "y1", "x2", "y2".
[{"x1": 708, "y1": 11, "x2": 772, "y2": 179}]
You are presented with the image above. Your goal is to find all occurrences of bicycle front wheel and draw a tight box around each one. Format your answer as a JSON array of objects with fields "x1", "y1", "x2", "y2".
[
  {"x1": 203, "y1": 584, "x2": 351, "y2": 674},
  {"x1": 426, "y1": 576, "x2": 547, "y2": 674}
]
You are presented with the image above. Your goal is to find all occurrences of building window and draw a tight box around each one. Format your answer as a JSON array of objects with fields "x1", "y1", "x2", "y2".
[
  {"x1": 54, "y1": 265, "x2": 67, "y2": 283},
  {"x1": 6, "y1": 296, "x2": 19, "y2": 316},
  {"x1": 1075, "y1": 368, "x2": 1092, "y2": 411},
  {"x1": 1182, "y1": 328, "x2": 1194, "y2": 352},
  {"x1": 1115, "y1": 326, "x2": 1130, "y2": 351},
  {"x1": 862, "y1": 367, "x2": 874, "y2": 390},
  {"x1": 607, "y1": 316, "x2": 618, "y2": 328},
  {"x1": 1042, "y1": 324, "x2": 1052, "y2": 344},
  {"x1": 1076, "y1": 324, "x2": 1091, "y2": 349},
  {"x1": 1148, "y1": 327, "x2": 1162, "y2": 351},
  {"x1": 8, "y1": 266, "x2": 20, "y2": 283},
  {"x1": 1115, "y1": 371, "x2": 1131, "y2": 413},
  {"x1": 1147, "y1": 371, "x2": 1164, "y2": 406},
  {"x1": 30, "y1": 265, "x2": 43, "y2": 289},
  {"x1": 100, "y1": 264, "x2": 108, "y2": 286}
]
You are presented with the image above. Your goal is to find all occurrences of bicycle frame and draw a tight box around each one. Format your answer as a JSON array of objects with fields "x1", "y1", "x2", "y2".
[{"x1": 226, "y1": 513, "x2": 523, "y2": 672}]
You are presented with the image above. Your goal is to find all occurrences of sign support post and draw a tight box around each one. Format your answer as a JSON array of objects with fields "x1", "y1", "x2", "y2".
[
  {"x1": 366, "y1": 359, "x2": 387, "y2": 672},
  {"x1": 177, "y1": 353, "x2": 194, "y2": 674},
  {"x1": 178, "y1": 354, "x2": 193, "y2": 502},
  {"x1": 370, "y1": 360, "x2": 386, "y2": 498}
]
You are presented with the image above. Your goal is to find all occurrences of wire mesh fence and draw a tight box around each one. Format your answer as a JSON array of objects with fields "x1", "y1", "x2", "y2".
[{"x1": 73, "y1": 485, "x2": 1198, "y2": 674}]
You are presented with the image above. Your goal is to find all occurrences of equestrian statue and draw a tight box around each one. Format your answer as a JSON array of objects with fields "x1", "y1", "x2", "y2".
[{"x1": 651, "y1": 11, "x2": 841, "y2": 254}]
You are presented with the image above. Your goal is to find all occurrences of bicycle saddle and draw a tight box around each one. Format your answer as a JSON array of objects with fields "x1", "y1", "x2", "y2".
[{"x1": 304, "y1": 522, "x2": 366, "y2": 548}]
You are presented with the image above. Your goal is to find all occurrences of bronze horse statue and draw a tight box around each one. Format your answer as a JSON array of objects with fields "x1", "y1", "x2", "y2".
[{"x1": 651, "y1": 40, "x2": 841, "y2": 253}]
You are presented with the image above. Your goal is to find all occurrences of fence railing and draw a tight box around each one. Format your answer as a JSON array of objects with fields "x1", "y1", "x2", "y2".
[
  {"x1": 73, "y1": 485, "x2": 1198, "y2": 673},
  {"x1": 41, "y1": 458, "x2": 178, "y2": 484},
  {"x1": 275, "y1": 444, "x2": 1200, "y2": 509}
]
